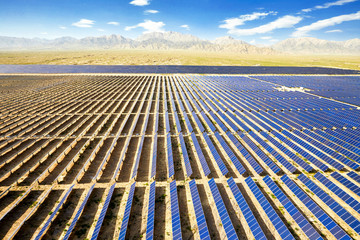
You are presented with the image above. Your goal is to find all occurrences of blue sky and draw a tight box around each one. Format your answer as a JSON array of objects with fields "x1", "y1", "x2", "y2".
[{"x1": 0, "y1": 0, "x2": 359, "y2": 44}]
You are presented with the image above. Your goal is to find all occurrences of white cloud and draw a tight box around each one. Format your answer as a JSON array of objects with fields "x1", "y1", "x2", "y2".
[
  {"x1": 250, "y1": 39, "x2": 256, "y2": 44},
  {"x1": 325, "y1": 29, "x2": 343, "y2": 33},
  {"x1": 144, "y1": 9, "x2": 159, "y2": 14},
  {"x1": 59, "y1": 26, "x2": 67, "y2": 30},
  {"x1": 72, "y1": 19, "x2": 95, "y2": 28},
  {"x1": 219, "y1": 11, "x2": 277, "y2": 30},
  {"x1": 293, "y1": 11, "x2": 360, "y2": 37},
  {"x1": 98, "y1": 29, "x2": 105, "y2": 32},
  {"x1": 107, "y1": 21, "x2": 119, "y2": 26},
  {"x1": 227, "y1": 15, "x2": 302, "y2": 36},
  {"x1": 40, "y1": 32, "x2": 48, "y2": 35},
  {"x1": 260, "y1": 36, "x2": 272, "y2": 39},
  {"x1": 180, "y1": 24, "x2": 190, "y2": 30},
  {"x1": 301, "y1": 0, "x2": 357, "y2": 12},
  {"x1": 130, "y1": 0, "x2": 149, "y2": 6},
  {"x1": 125, "y1": 20, "x2": 165, "y2": 33}
]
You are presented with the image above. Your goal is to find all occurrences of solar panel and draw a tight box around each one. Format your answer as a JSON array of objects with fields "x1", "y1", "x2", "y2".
[
  {"x1": 191, "y1": 132, "x2": 211, "y2": 176},
  {"x1": 298, "y1": 174, "x2": 360, "y2": 234},
  {"x1": 214, "y1": 132, "x2": 245, "y2": 175},
  {"x1": 347, "y1": 171, "x2": 360, "y2": 184},
  {"x1": 263, "y1": 176, "x2": 323, "y2": 240},
  {"x1": 209, "y1": 111, "x2": 227, "y2": 132},
  {"x1": 170, "y1": 181, "x2": 182, "y2": 239},
  {"x1": 35, "y1": 184, "x2": 75, "y2": 240},
  {"x1": 203, "y1": 133, "x2": 228, "y2": 175},
  {"x1": 261, "y1": 131, "x2": 312, "y2": 172},
  {"x1": 151, "y1": 134, "x2": 158, "y2": 179},
  {"x1": 226, "y1": 132, "x2": 264, "y2": 174},
  {"x1": 63, "y1": 184, "x2": 95, "y2": 240},
  {"x1": 281, "y1": 175, "x2": 351, "y2": 240},
  {"x1": 245, "y1": 177, "x2": 295, "y2": 240},
  {"x1": 183, "y1": 112, "x2": 193, "y2": 133},
  {"x1": 192, "y1": 112, "x2": 205, "y2": 132},
  {"x1": 243, "y1": 133, "x2": 280, "y2": 174},
  {"x1": 167, "y1": 133, "x2": 175, "y2": 178},
  {"x1": 118, "y1": 182, "x2": 136, "y2": 240},
  {"x1": 146, "y1": 181, "x2": 156, "y2": 240},
  {"x1": 208, "y1": 178, "x2": 238, "y2": 240},
  {"x1": 227, "y1": 177, "x2": 266, "y2": 239},
  {"x1": 179, "y1": 133, "x2": 193, "y2": 177},
  {"x1": 315, "y1": 172, "x2": 360, "y2": 214},
  {"x1": 189, "y1": 179, "x2": 210, "y2": 240},
  {"x1": 131, "y1": 135, "x2": 145, "y2": 179},
  {"x1": 200, "y1": 112, "x2": 216, "y2": 132},
  {"x1": 91, "y1": 183, "x2": 116, "y2": 240},
  {"x1": 331, "y1": 172, "x2": 360, "y2": 197}
]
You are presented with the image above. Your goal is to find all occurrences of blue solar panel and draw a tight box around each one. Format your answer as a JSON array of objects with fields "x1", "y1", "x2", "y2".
[
  {"x1": 203, "y1": 133, "x2": 228, "y2": 175},
  {"x1": 347, "y1": 171, "x2": 360, "y2": 184},
  {"x1": 35, "y1": 184, "x2": 75, "y2": 240},
  {"x1": 91, "y1": 183, "x2": 116, "y2": 240},
  {"x1": 315, "y1": 172, "x2": 360, "y2": 215},
  {"x1": 243, "y1": 133, "x2": 280, "y2": 174},
  {"x1": 150, "y1": 134, "x2": 157, "y2": 179},
  {"x1": 131, "y1": 135, "x2": 145, "y2": 179},
  {"x1": 192, "y1": 112, "x2": 205, "y2": 133},
  {"x1": 331, "y1": 172, "x2": 360, "y2": 197},
  {"x1": 167, "y1": 133, "x2": 175, "y2": 178},
  {"x1": 146, "y1": 181, "x2": 156, "y2": 240},
  {"x1": 214, "y1": 132, "x2": 246, "y2": 175},
  {"x1": 170, "y1": 181, "x2": 182, "y2": 240},
  {"x1": 298, "y1": 174, "x2": 360, "y2": 234},
  {"x1": 191, "y1": 133, "x2": 211, "y2": 176},
  {"x1": 118, "y1": 182, "x2": 136, "y2": 240},
  {"x1": 208, "y1": 178, "x2": 238, "y2": 240},
  {"x1": 227, "y1": 177, "x2": 266, "y2": 239},
  {"x1": 200, "y1": 112, "x2": 216, "y2": 132},
  {"x1": 179, "y1": 133, "x2": 193, "y2": 177},
  {"x1": 63, "y1": 184, "x2": 95, "y2": 240},
  {"x1": 209, "y1": 112, "x2": 228, "y2": 132},
  {"x1": 263, "y1": 176, "x2": 323, "y2": 240},
  {"x1": 245, "y1": 177, "x2": 295, "y2": 240},
  {"x1": 281, "y1": 175, "x2": 351, "y2": 240},
  {"x1": 189, "y1": 179, "x2": 210, "y2": 240},
  {"x1": 226, "y1": 132, "x2": 264, "y2": 174},
  {"x1": 261, "y1": 131, "x2": 312, "y2": 172},
  {"x1": 183, "y1": 112, "x2": 193, "y2": 133}
]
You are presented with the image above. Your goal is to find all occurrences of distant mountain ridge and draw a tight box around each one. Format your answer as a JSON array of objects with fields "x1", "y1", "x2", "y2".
[
  {"x1": 0, "y1": 32, "x2": 276, "y2": 54},
  {"x1": 0, "y1": 32, "x2": 359, "y2": 55},
  {"x1": 273, "y1": 37, "x2": 360, "y2": 55}
]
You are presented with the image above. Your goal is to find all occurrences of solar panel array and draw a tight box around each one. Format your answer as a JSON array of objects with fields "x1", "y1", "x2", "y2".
[{"x1": 0, "y1": 73, "x2": 360, "y2": 239}]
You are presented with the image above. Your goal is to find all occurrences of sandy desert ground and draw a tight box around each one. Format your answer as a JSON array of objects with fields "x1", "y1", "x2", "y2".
[{"x1": 1, "y1": 50, "x2": 360, "y2": 70}]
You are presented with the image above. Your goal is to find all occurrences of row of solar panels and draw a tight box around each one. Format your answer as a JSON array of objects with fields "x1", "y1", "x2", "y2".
[{"x1": 10, "y1": 170, "x2": 360, "y2": 239}]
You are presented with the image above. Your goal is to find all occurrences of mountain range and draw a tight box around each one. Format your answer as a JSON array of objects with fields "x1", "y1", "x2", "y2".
[{"x1": 0, "y1": 32, "x2": 359, "y2": 55}]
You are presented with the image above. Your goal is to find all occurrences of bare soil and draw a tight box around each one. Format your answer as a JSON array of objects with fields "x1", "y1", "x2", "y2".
[
  {"x1": 125, "y1": 187, "x2": 145, "y2": 239},
  {"x1": 155, "y1": 137, "x2": 167, "y2": 181},
  {"x1": 154, "y1": 187, "x2": 166, "y2": 240},
  {"x1": 136, "y1": 137, "x2": 152, "y2": 181},
  {"x1": 97, "y1": 187, "x2": 125, "y2": 240},
  {"x1": 0, "y1": 190, "x2": 42, "y2": 239},
  {"x1": 99, "y1": 137, "x2": 127, "y2": 183},
  {"x1": 14, "y1": 190, "x2": 63, "y2": 240},
  {"x1": 78, "y1": 138, "x2": 113, "y2": 183}
]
